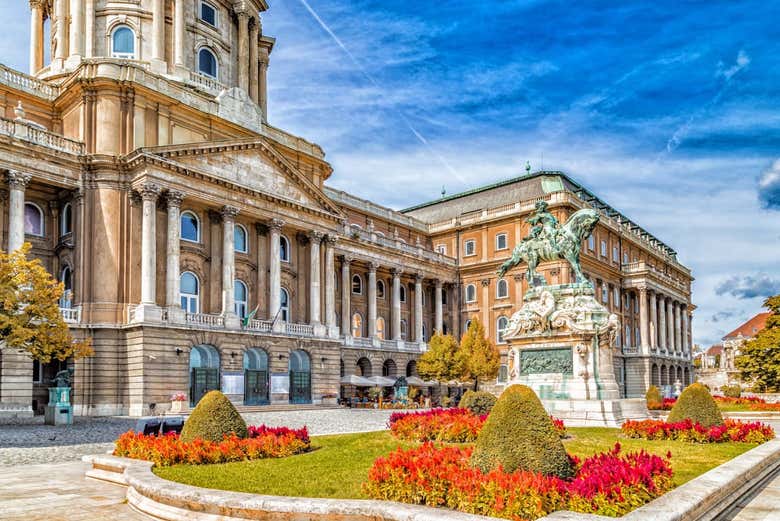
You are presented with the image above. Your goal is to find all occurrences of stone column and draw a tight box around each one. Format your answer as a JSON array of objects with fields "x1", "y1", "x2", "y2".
[
  {"x1": 249, "y1": 18, "x2": 259, "y2": 103},
  {"x1": 434, "y1": 280, "x2": 443, "y2": 333},
  {"x1": 341, "y1": 256, "x2": 352, "y2": 335},
  {"x1": 85, "y1": 0, "x2": 95, "y2": 57},
  {"x1": 268, "y1": 219, "x2": 283, "y2": 321},
  {"x1": 221, "y1": 205, "x2": 239, "y2": 319},
  {"x1": 367, "y1": 263, "x2": 377, "y2": 337},
  {"x1": 681, "y1": 305, "x2": 689, "y2": 355},
  {"x1": 674, "y1": 301, "x2": 682, "y2": 354},
  {"x1": 666, "y1": 297, "x2": 675, "y2": 354},
  {"x1": 658, "y1": 296, "x2": 667, "y2": 351},
  {"x1": 237, "y1": 12, "x2": 250, "y2": 91},
  {"x1": 324, "y1": 236, "x2": 337, "y2": 334},
  {"x1": 165, "y1": 191, "x2": 184, "y2": 308},
  {"x1": 69, "y1": 0, "x2": 84, "y2": 58},
  {"x1": 139, "y1": 183, "x2": 161, "y2": 305},
  {"x1": 258, "y1": 55, "x2": 269, "y2": 119},
  {"x1": 29, "y1": 0, "x2": 44, "y2": 74},
  {"x1": 638, "y1": 287, "x2": 650, "y2": 353},
  {"x1": 308, "y1": 231, "x2": 322, "y2": 325},
  {"x1": 174, "y1": 0, "x2": 185, "y2": 67},
  {"x1": 6, "y1": 171, "x2": 31, "y2": 252},
  {"x1": 152, "y1": 0, "x2": 165, "y2": 64},
  {"x1": 392, "y1": 269, "x2": 402, "y2": 340},
  {"x1": 649, "y1": 289, "x2": 657, "y2": 350},
  {"x1": 414, "y1": 275, "x2": 424, "y2": 343}
]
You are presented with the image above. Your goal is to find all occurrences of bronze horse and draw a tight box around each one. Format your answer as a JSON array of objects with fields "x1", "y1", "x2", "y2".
[{"x1": 498, "y1": 208, "x2": 600, "y2": 284}]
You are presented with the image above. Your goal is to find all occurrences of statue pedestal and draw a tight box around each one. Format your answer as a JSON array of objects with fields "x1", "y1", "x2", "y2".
[
  {"x1": 44, "y1": 387, "x2": 73, "y2": 426},
  {"x1": 505, "y1": 284, "x2": 647, "y2": 426}
]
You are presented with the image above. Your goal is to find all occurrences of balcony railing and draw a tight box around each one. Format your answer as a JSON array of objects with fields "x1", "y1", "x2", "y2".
[
  {"x1": 246, "y1": 319, "x2": 273, "y2": 332},
  {"x1": 0, "y1": 64, "x2": 58, "y2": 100},
  {"x1": 284, "y1": 322, "x2": 315, "y2": 337},
  {"x1": 187, "y1": 71, "x2": 228, "y2": 96},
  {"x1": 0, "y1": 117, "x2": 85, "y2": 155},
  {"x1": 347, "y1": 225, "x2": 457, "y2": 267},
  {"x1": 622, "y1": 345, "x2": 640, "y2": 355},
  {"x1": 185, "y1": 312, "x2": 225, "y2": 327},
  {"x1": 60, "y1": 306, "x2": 81, "y2": 324}
]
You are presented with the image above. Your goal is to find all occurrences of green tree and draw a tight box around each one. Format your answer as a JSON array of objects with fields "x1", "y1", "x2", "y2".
[
  {"x1": 736, "y1": 295, "x2": 780, "y2": 391},
  {"x1": 417, "y1": 332, "x2": 462, "y2": 398},
  {"x1": 457, "y1": 318, "x2": 500, "y2": 391},
  {"x1": 0, "y1": 244, "x2": 92, "y2": 364}
]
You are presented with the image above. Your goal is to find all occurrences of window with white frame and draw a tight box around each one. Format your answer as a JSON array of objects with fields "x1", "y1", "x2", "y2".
[
  {"x1": 234, "y1": 280, "x2": 248, "y2": 318},
  {"x1": 612, "y1": 246, "x2": 619, "y2": 263},
  {"x1": 24, "y1": 203, "x2": 44, "y2": 236},
  {"x1": 280, "y1": 288, "x2": 290, "y2": 321},
  {"x1": 495, "y1": 233, "x2": 508, "y2": 251},
  {"x1": 497, "y1": 316, "x2": 509, "y2": 343},
  {"x1": 180, "y1": 272, "x2": 199, "y2": 313},
  {"x1": 376, "y1": 316, "x2": 386, "y2": 340},
  {"x1": 280, "y1": 235, "x2": 290, "y2": 262},
  {"x1": 587, "y1": 235, "x2": 595, "y2": 250},
  {"x1": 600, "y1": 240, "x2": 607, "y2": 257},
  {"x1": 59, "y1": 266, "x2": 73, "y2": 308},
  {"x1": 496, "y1": 278, "x2": 509, "y2": 299},
  {"x1": 60, "y1": 202, "x2": 72, "y2": 237},
  {"x1": 465, "y1": 284, "x2": 476, "y2": 303},
  {"x1": 625, "y1": 324, "x2": 631, "y2": 345},
  {"x1": 352, "y1": 274, "x2": 363, "y2": 294},
  {"x1": 613, "y1": 287, "x2": 620, "y2": 306},
  {"x1": 181, "y1": 211, "x2": 200, "y2": 242},
  {"x1": 377, "y1": 279, "x2": 385, "y2": 299},
  {"x1": 199, "y1": 1, "x2": 218, "y2": 27},
  {"x1": 234, "y1": 224, "x2": 247, "y2": 253},
  {"x1": 623, "y1": 252, "x2": 629, "y2": 265},
  {"x1": 111, "y1": 25, "x2": 135, "y2": 59},
  {"x1": 464, "y1": 319, "x2": 472, "y2": 332},
  {"x1": 464, "y1": 239, "x2": 476, "y2": 256},
  {"x1": 400, "y1": 319, "x2": 408, "y2": 340},
  {"x1": 197, "y1": 48, "x2": 218, "y2": 78},
  {"x1": 635, "y1": 326, "x2": 640, "y2": 345},
  {"x1": 601, "y1": 284, "x2": 608, "y2": 304}
]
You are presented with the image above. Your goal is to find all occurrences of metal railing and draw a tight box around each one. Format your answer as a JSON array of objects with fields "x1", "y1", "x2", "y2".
[
  {"x1": 60, "y1": 306, "x2": 81, "y2": 324},
  {"x1": 0, "y1": 117, "x2": 85, "y2": 155}
]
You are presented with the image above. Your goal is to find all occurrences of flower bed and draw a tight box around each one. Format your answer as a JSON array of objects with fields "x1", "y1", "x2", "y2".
[
  {"x1": 648, "y1": 395, "x2": 780, "y2": 411},
  {"x1": 364, "y1": 442, "x2": 673, "y2": 520},
  {"x1": 114, "y1": 424, "x2": 310, "y2": 466},
  {"x1": 388, "y1": 408, "x2": 565, "y2": 442},
  {"x1": 648, "y1": 398, "x2": 677, "y2": 411},
  {"x1": 621, "y1": 419, "x2": 774, "y2": 443}
]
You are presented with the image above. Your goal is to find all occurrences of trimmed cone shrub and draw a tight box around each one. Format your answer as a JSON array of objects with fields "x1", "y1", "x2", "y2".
[
  {"x1": 667, "y1": 383, "x2": 723, "y2": 428},
  {"x1": 646, "y1": 385, "x2": 663, "y2": 406},
  {"x1": 459, "y1": 390, "x2": 497, "y2": 415},
  {"x1": 180, "y1": 390, "x2": 248, "y2": 442},
  {"x1": 470, "y1": 384, "x2": 574, "y2": 478},
  {"x1": 721, "y1": 385, "x2": 742, "y2": 398}
]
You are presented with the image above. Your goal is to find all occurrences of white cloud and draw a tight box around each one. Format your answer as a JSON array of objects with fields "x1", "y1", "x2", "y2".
[{"x1": 717, "y1": 49, "x2": 751, "y2": 80}]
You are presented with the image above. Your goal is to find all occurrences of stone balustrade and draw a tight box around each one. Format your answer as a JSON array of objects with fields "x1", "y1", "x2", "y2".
[
  {"x1": 59, "y1": 307, "x2": 81, "y2": 324},
  {"x1": 0, "y1": 63, "x2": 58, "y2": 100},
  {"x1": 187, "y1": 71, "x2": 228, "y2": 95},
  {"x1": 0, "y1": 117, "x2": 86, "y2": 155},
  {"x1": 184, "y1": 312, "x2": 225, "y2": 327}
]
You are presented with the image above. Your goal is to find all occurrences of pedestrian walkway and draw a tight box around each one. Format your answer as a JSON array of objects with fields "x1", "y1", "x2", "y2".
[{"x1": 719, "y1": 468, "x2": 780, "y2": 521}]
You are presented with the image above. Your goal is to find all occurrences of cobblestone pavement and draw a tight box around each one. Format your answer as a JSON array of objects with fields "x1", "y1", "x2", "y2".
[{"x1": 241, "y1": 408, "x2": 397, "y2": 435}]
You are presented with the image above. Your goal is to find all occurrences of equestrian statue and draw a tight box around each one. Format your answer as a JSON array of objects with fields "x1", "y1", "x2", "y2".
[{"x1": 498, "y1": 201, "x2": 600, "y2": 285}]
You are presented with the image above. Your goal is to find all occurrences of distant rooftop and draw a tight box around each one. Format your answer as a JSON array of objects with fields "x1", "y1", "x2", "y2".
[{"x1": 723, "y1": 312, "x2": 771, "y2": 340}]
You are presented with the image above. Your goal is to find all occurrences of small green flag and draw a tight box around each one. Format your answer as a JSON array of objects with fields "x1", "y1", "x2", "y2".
[{"x1": 242, "y1": 305, "x2": 259, "y2": 328}]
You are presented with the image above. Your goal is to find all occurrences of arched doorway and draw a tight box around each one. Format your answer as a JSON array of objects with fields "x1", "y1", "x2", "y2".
[
  {"x1": 244, "y1": 348, "x2": 269, "y2": 405},
  {"x1": 190, "y1": 345, "x2": 220, "y2": 406},
  {"x1": 406, "y1": 360, "x2": 417, "y2": 377},
  {"x1": 382, "y1": 359, "x2": 397, "y2": 378},
  {"x1": 356, "y1": 357, "x2": 372, "y2": 377},
  {"x1": 684, "y1": 367, "x2": 691, "y2": 385},
  {"x1": 289, "y1": 350, "x2": 311, "y2": 404},
  {"x1": 661, "y1": 365, "x2": 669, "y2": 386},
  {"x1": 651, "y1": 363, "x2": 659, "y2": 386}
]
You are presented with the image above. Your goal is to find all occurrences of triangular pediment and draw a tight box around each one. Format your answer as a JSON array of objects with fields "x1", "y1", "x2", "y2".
[{"x1": 140, "y1": 138, "x2": 342, "y2": 216}]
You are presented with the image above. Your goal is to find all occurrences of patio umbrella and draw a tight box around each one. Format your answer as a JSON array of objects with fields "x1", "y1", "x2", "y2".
[
  {"x1": 406, "y1": 376, "x2": 436, "y2": 387},
  {"x1": 340, "y1": 375, "x2": 374, "y2": 386},
  {"x1": 365, "y1": 375, "x2": 397, "y2": 387}
]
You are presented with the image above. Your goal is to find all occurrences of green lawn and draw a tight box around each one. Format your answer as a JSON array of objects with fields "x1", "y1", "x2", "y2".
[{"x1": 153, "y1": 427, "x2": 758, "y2": 498}]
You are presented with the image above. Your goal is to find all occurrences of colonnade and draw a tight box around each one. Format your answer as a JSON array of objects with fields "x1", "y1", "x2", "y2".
[{"x1": 637, "y1": 287, "x2": 690, "y2": 356}]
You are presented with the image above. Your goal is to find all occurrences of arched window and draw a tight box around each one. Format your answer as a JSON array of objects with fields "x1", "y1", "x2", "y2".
[
  {"x1": 356, "y1": 357, "x2": 371, "y2": 376},
  {"x1": 465, "y1": 319, "x2": 472, "y2": 332},
  {"x1": 376, "y1": 316, "x2": 386, "y2": 340},
  {"x1": 180, "y1": 272, "x2": 199, "y2": 313},
  {"x1": 422, "y1": 324, "x2": 427, "y2": 341},
  {"x1": 382, "y1": 359, "x2": 397, "y2": 377},
  {"x1": 181, "y1": 211, "x2": 200, "y2": 242},
  {"x1": 465, "y1": 284, "x2": 476, "y2": 303},
  {"x1": 497, "y1": 316, "x2": 509, "y2": 343},
  {"x1": 406, "y1": 360, "x2": 417, "y2": 377},
  {"x1": 234, "y1": 224, "x2": 247, "y2": 253},
  {"x1": 289, "y1": 350, "x2": 311, "y2": 404},
  {"x1": 400, "y1": 319, "x2": 408, "y2": 340},
  {"x1": 234, "y1": 280, "x2": 248, "y2": 318},
  {"x1": 60, "y1": 202, "x2": 72, "y2": 236},
  {"x1": 198, "y1": 48, "x2": 218, "y2": 78},
  {"x1": 496, "y1": 279, "x2": 509, "y2": 299},
  {"x1": 243, "y1": 347, "x2": 268, "y2": 371},
  {"x1": 351, "y1": 274, "x2": 363, "y2": 294},
  {"x1": 59, "y1": 266, "x2": 73, "y2": 308},
  {"x1": 111, "y1": 25, "x2": 135, "y2": 59},
  {"x1": 280, "y1": 288, "x2": 290, "y2": 322},
  {"x1": 280, "y1": 235, "x2": 290, "y2": 262},
  {"x1": 400, "y1": 285, "x2": 407, "y2": 303},
  {"x1": 24, "y1": 203, "x2": 44, "y2": 237},
  {"x1": 351, "y1": 312, "x2": 363, "y2": 337},
  {"x1": 377, "y1": 280, "x2": 385, "y2": 299}
]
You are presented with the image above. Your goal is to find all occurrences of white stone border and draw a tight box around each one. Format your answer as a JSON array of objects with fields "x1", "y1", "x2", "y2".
[{"x1": 84, "y1": 438, "x2": 780, "y2": 521}]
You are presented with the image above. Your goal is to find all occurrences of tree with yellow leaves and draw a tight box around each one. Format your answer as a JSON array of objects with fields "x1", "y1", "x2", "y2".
[
  {"x1": 0, "y1": 244, "x2": 92, "y2": 365},
  {"x1": 458, "y1": 318, "x2": 500, "y2": 391},
  {"x1": 417, "y1": 332, "x2": 462, "y2": 398}
]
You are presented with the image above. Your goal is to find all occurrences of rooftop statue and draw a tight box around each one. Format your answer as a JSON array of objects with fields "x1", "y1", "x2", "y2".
[{"x1": 498, "y1": 201, "x2": 600, "y2": 285}]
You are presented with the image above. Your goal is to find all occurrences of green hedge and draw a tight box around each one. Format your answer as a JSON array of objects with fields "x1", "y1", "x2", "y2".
[
  {"x1": 180, "y1": 390, "x2": 248, "y2": 442},
  {"x1": 645, "y1": 385, "x2": 663, "y2": 405},
  {"x1": 667, "y1": 383, "x2": 724, "y2": 428},
  {"x1": 459, "y1": 390, "x2": 497, "y2": 415}
]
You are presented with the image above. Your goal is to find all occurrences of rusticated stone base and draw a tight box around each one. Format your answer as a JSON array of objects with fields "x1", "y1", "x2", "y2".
[{"x1": 541, "y1": 398, "x2": 648, "y2": 428}]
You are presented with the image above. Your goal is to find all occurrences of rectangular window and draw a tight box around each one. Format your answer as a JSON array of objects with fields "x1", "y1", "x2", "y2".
[
  {"x1": 200, "y1": 1, "x2": 218, "y2": 27},
  {"x1": 464, "y1": 239, "x2": 476, "y2": 256},
  {"x1": 32, "y1": 360, "x2": 42, "y2": 384},
  {"x1": 613, "y1": 246, "x2": 619, "y2": 263},
  {"x1": 601, "y1": 285, "x2": 608, "y2": 304},
  {"x1": 600, "y1": 240, "x2": 607, "y2": 257},
  {"x1": 623, "y1": 252, "x2": 629, "y2": 265},
  {"x1": 495, "y1": 233, "x2": 508, "y2": 251},
  {"x1": 588, "y1": 235, "x2": 595, "y2": 250},
  {"x1": 635, "y1": 327, "x2": 640, "y2": 345},
  {"x1": 625, "y1": 325, "x2": 631, "y2": 345},
  {"x1": 436, "y1": 244, "x2": 446, "y2": 255}
]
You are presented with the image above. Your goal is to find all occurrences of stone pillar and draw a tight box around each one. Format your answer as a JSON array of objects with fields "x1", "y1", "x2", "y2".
[
  {"x1": 54, "y1": 0, "x2": 68, "y2": 64},
  {"x1": 85, "y1": 0, "x2": 95, "y2": 57},
  {"x1": 249, "y1": 18, "x2": 259, "y2": 103},
  {"x1": 237, "y1": 12, "x2": 250, "y2": 91},
  {"x1": 434, "y1": 280, "x2": 443, "y2": 333},
  {"x1": 139, "y1": 184, "x2": 161, "y2": 305},
  {"x1": 649, "y1": 290, "x2": 657, "y2": 350},
  {"x1": 268, "y1": 219, "x2": 283, "y2": 322},
  {"x1": 681, "y1": 305, "x2": 689, "y2": 355},
  {"x1": 638, "y1": 287, "x2": 650, "y2": 353},
  {"x1": 174, "y1": 0, "x2": 186, "y2": 67},
  {"x1": 6, "y1": 171, "x2": 31, "y2": 252},
  {"x1": 151, "y1": 0, "x2": 165, "y2": 65},
  {"x1": 367, "y1": 263, "x2": 377, "y2": 338},
  {"x1": 658, "y1": 296, "x2": 667, "y2": 351},
  {"x1": 258, "y1": 55, "x2": 269, "y2": 119},
  {"x1": 165, "y1": 191, "x2": 184, "y2": 308},
  {"x1": 69, "y1": 0, "x2": 84, "y2": 58},
  {"x1": 674, "y1": 301, "x2": 682, "y2": 355},
  {"x1": 666, "y1": 297, "x2": 675, "y2": 354},
  {"x1": 221, "y1": 206, "x2": 239, "y2": 320},
  {"x1": 341, "y1": 256, "x2": 352, "y2": 335},
  {"x1": 308, "y1": 231, "x2": 322, "y2": 325},
  {"x1": 392, "y1": 269, "x2": 402, "y2": 340},
  {"x1": 324, "y1": 236, "x2": 337, "y2": 334},
  {"x1": 414, "y1": 275, "x2": 424, "y2": 343},
  {"x1": 29, "y1": 1, "x2": 44, "y2": 74}
]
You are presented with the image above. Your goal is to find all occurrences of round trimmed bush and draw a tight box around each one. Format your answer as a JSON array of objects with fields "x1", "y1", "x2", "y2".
[
  {"x1": 645, "y1": 385, "x2": 663, "y2": 406},
  {"x1": 180, "y1": 390, "x2": 248, "y2": 442},
  {"x1": 667, "y1": 383, "x2": 724, "y2": 428},
  {"x1": 459, "y1": 390, "x2": 497, "y2": 415},
  {"x1": 721, "y1": 385, "x2": 742, "y2": 398},
  {"x1": 470, "y1": 384, "x2": 574, "y2": 478}
]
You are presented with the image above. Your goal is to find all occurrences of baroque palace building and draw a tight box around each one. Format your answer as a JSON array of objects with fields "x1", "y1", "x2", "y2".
[{"x1": 0, "y1": 0, "x2": 693, "y2": 418}]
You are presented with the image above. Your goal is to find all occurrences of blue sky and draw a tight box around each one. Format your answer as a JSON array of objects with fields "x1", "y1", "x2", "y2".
[{"x1": 1, "y1": 0, "x2": 778, "y2": 347}]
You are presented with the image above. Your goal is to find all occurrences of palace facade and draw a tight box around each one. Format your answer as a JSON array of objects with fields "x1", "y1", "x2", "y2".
[{"x1": 0, "y1": 0, "x2": 693, "y2": 418}]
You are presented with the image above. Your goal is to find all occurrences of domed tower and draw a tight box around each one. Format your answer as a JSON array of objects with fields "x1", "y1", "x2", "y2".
[{"x1": 29, "y1": 0, "x2": 273, "y2": 116}]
